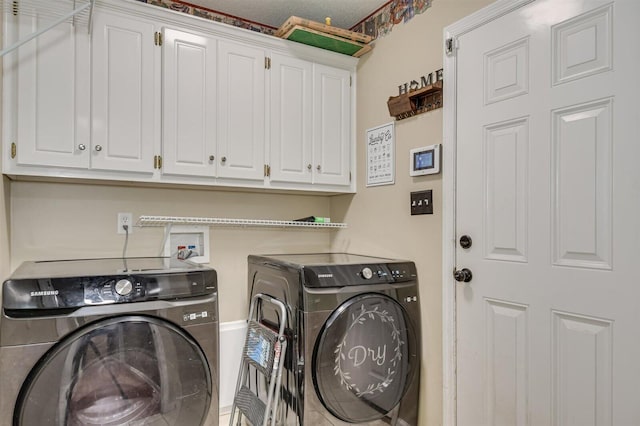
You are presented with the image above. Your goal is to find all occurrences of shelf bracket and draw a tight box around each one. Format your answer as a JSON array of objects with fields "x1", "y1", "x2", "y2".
[{"x1": 0, "y1": 0, "x2": 94, "y2": 57}]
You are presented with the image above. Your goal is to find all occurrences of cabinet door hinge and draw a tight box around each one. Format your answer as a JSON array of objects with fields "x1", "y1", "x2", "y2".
[
  {"x1": 264, "y1": 56, "x2": 271, "y2": 70},
  {"x1": 264, "y1": 164, "x2": 271, "y2": 177},
  {"x1": 12, "y1": 1, "x2": 18, "y2": 16},
  {"x1": 349, "y1": 171, "x2": 352, "y2": 182},
  {"x1": 11, "y1": 142, "x2": 16, "y2": 159},
  {"x1": 154, "y1": 155, "x2": 162, "y2": 169},
  {"x1": 350, "y1": 76, "x2": 352, "y2": 87},
  {"x1": 154, "y1": 32, "x2": 163, "y2": 46}
]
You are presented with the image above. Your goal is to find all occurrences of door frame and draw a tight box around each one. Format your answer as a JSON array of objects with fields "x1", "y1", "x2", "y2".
[{"x1": 441, "y1": 1, "x2": 535, "y2": 425}]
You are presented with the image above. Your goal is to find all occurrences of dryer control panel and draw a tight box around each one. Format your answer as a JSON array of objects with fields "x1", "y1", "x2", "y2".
[{"x1": 303, "y1": 261, "x2": 417, "y2": 288}]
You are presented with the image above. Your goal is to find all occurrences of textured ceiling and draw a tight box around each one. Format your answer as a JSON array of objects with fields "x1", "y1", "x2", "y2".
[{"x1": 183, "y1": 0, "x2": 391, "y2": 30}]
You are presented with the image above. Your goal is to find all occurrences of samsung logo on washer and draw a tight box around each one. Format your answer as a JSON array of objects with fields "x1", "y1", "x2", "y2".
[
  {"x1": 317, "y1": 273, "x2": 333, "y2": 279},
  {"x1": 30, "y1": 290, "x2": 59, "y2": 297}
]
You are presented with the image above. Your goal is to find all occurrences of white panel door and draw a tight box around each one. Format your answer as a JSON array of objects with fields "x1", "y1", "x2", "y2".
[
  {"x1": 14, "y1": 10, "x2": 90, "y2": 168},
  {"x1": 91, "y1": 11, "x2": 157, "y2": 173},
  {"x1": 162, "y1": 28, "x2": 217, "y2": 177},
  {"x1": 269, "y1": 53, "x2": 313, "y2": 184},
  {"x1": 455, "y1": 1, "x2": 640, "y2": 425},
  {"x1": 313, "y1": 64, "x2": 351, "y2": 186},
  {"x1": 217, "y1": 40, "x2": 265, "y2": 181}
]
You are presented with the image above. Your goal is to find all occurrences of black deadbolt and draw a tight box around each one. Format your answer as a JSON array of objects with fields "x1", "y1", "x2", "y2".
[{"x1": 459, "y1": 235, "x2": 472, "y2": 249}]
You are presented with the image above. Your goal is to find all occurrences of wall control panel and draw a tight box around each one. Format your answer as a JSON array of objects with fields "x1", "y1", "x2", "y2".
[{"x1": 409, "y1": 144, "x2": 440, "y2": 176}]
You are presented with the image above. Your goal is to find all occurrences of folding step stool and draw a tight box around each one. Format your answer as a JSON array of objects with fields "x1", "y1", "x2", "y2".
[{"x1": 229, "y1": 293, "x2": 287, "y2": 426}]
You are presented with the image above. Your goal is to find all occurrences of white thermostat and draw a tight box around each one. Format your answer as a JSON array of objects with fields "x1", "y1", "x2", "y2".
[{"x1": 409, "y1": 144, "x2": 441, "y2": 176}]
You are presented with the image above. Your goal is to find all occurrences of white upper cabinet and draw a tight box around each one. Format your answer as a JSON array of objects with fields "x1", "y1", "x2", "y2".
[
  {"x1": 4, "y1": 9, "x2": 90, "y2": 168},
  {"x1": 91, "y1": 10, "x2": 157, "y2": 174},
  {"x1": 3, "y1": 0, "x2": 357, "y2": 193},
  {"x1": 313, "y1": 64, "x2": 351, "y2": 186},
  {"x1": 268, "y1": 57, "x2": 353, "y2": 189},
  {"x1": 162, "y1": 28, "x2": 217, "y2": 177},
  {"x1": 269, "y1": 53, "x2": 313, "y2": 184},
  {"x1": 217, "y1": 40, "x2": 265, "y2": 181}
]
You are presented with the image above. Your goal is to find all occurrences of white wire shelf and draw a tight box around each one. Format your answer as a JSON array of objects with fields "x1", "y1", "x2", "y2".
[
  {"x1": 137, "y1": 215, "x2": 347, "y2": 229},
  {"x1": 1, "y1": 0, "x2": 94, "y2": 57}
]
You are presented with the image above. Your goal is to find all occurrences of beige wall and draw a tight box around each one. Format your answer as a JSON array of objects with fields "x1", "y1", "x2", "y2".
[
  {"x1": 332, "y1": 0, "x2": 493, "y2": 424},
  {"x1": 9, "y1": 181, "x2": 332, "y2": 321}
]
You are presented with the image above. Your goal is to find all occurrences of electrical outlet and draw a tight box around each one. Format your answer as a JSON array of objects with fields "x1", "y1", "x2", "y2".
[{"x1": 117, "y1": 212, "x2": 133, "y2": 234}]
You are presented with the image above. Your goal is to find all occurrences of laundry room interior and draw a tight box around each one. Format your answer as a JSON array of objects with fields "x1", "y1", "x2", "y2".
[
  {"x1": 3, "y1": 0, "x2": 637, "y2": 425},
  {"x1": 0, "y1": 0, "x2": 501, "y2": 425}
]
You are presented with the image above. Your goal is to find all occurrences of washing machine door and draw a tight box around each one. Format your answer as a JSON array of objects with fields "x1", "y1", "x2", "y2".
[
  {"x1": 13, "y1": 315, "x2": 211, "y2": 426},
  {"x1": 313, "y1": 293, "x2": 418, "y2": 423}
]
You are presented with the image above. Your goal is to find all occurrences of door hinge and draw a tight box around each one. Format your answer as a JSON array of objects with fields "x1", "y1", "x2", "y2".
[
  {"x1": 11, "y1": 142, "x2": 16, "y2": 159},
  {"x1": 264, "y1": 56, "x2": 271, "y2": 70},
  {"x1": 349, "y1": 171, "x2": 352, "y2": 182},
  {"x1": 350, "y1": 76, "x2": 352, "y2": 87},
  {"x1": 445, "y1": 37, "x2": 457, "y2": 56},
  {"x1": 154, "y1": 32, "x2": 163, "y2": 46},
  {"x1": 264, "y1": 164, "x2": 271, "y2": 177},
  {"x1": 12, "y1": 1, "x2": 18, "y2": 16},
  {"x1": 154, "y1": 155, "x2": 162, "y2": 169}
]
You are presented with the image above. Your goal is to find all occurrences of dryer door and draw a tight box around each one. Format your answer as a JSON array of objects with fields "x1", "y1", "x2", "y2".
[
  {"x1": 13, "y1": 315, "x2": 211, "y2": 426},
  {"x1": 313, "y1": 293, "x2": 418, "y2": 423}
]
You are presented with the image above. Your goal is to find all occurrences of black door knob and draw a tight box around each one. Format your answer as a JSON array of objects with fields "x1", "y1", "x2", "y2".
[
  {"x1": 459, "y1": 235, "x2": 472, "y2": 249},
  {"x1": 453, "y1": 268, "x2": 473, "y2": 283}
]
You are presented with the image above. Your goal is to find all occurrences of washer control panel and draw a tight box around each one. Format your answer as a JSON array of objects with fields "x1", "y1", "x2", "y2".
[
  {"x1": 83, "y1": 271, "x2": 212, "y2": 305},
  {"x1": 2, "y1": 258, "x2": 217, "y2": 315},
  {"x1": 85, "y1": 276, "x2": 148, "y2": 304}
]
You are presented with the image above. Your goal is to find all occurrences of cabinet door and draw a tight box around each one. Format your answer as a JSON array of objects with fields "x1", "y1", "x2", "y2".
[
  {"x1": 91, "y1": 10, "x2": 157, "y2": 173},
  {"x1": 268, "y1": 53, "x2": 313, "y2": 184},
  {"x1": 11, "y1": 11, "x2": 90, "y2": 168},
  {"x1": 217, "y1": 40, "x2": 265, "y2": 181},
  {"x1": 313, "y1": 64, "x2": 351, "y2": 186},
  {"x1": 162, "y1": 28, "x2": 217, "y2": 177}
]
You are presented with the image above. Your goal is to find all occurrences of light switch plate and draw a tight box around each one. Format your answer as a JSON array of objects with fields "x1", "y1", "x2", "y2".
[{"x1": 410, "y1": 190, "x2": 433, "y2": 215}]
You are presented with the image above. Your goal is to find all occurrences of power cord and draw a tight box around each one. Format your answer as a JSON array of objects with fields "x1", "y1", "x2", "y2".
[{"x1": 122, "y1": 224, "x2": 129, "y2": 259}]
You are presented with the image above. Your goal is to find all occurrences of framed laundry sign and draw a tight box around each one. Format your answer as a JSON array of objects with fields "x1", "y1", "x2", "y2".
[{"x1": 366, "y1": 122, "x2": 395, "y2": 187}]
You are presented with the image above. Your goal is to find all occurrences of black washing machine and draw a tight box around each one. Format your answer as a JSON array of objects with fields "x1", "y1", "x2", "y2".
[
  {"x1": 248, "y1": 253, "x2": 421, "y2": 426},
  {"x1": 0, "y1": 257, "x2": 219, "y2": 426}
]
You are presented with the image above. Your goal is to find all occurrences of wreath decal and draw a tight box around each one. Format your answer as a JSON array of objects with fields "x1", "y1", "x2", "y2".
[{"x1": 333, "y1": 304, "x2": 404, "y2": 396}]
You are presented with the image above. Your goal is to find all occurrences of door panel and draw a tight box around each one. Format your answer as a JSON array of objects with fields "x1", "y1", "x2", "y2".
[
  {"x1": 14, "y1": 316, "x2": 211, "y2": 426},
  {"x1": 551, "y1": 98, "x2": 612, "y2": 269},
  {"x1": 313, "y1": 64, "x2": 351, "y2": 186},
  {"x1": 313, "y1": 293, "x2": 417, "y2": 423},
  {"x1": 483, "y1": 117, "x2": 528, "y2": 262},
  {"x1": 91, "y1": 11, "x2": 156, "y2": 173},
  {"x1": 269, "y1": 53, "x2": 313, "y2": 184},
  {"x1": 455, "y1": 0, "x2": 640, "y2": 425},
  {"x1": 16, "y1": 11, "x2": 90, "y2": 168},
  {"x1": 217, "y1": 40, "x2": 265, "y2": 181},
  {"x1": 162, "y1": 28, "x2": 217, "y2": 177}
]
